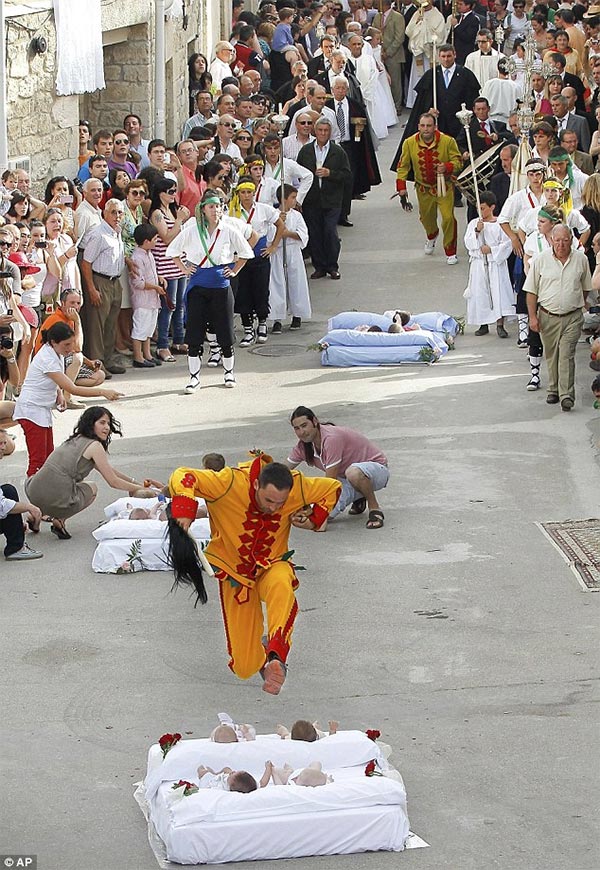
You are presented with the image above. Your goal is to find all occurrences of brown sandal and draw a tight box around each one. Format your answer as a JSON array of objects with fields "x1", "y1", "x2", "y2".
[{"x1": 366, "y1": 510, "x2": 384, "y2": 530}]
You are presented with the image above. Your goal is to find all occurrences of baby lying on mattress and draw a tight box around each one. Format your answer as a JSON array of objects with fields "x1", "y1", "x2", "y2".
[
  {"x1": 197, "y1": 760, "x2": 333, "y2": 793},
  {"x1": 277, "y1": 719, "x2": 339, "y2": 740},
  {"x1": 211, "y1": 712, "x2": 257, "y2": 743}
]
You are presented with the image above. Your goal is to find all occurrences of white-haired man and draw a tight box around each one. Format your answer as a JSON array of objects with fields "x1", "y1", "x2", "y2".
[{"x1": 297, "y1": 116, "x2": 352, "y2": 279}]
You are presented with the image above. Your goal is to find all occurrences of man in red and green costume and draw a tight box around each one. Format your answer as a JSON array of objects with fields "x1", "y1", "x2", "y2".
[
  {"x1": 169, "y1": 453, "x2": 341, "y2": 695},
  {"x1": 395, "y1": 112, "x2": 463, "y2": 265}
]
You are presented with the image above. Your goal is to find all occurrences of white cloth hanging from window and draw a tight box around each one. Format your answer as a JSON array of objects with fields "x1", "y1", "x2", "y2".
[{"x1": 53, "y1": 0, "x2": 105, "y2": 95}]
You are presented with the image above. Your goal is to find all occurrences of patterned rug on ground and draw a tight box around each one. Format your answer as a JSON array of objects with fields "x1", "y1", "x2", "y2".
[{"x1": 537, "y1": 519, "x2": 600, "y2": 591}]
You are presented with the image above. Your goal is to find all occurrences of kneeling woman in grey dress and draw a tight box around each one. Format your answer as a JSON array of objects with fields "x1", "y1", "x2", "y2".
[{"x1": 25, "y1": 406, "x2": 153, "y2": 539}]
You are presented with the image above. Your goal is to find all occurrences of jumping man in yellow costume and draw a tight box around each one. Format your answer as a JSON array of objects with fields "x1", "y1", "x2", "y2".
[
  {"x1": 395, "y1": 112, "x2": 463, "y2": 265},
  {"x1": 168, "y1": 453, "x2": 341, "y2": 695}
]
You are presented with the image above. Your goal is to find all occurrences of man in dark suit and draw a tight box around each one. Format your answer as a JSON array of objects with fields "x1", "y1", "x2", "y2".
[
  {"x1": 489, "y1": 143, "x2": 518, "y2": 213},
  {"x1": 328, "y1": 75, "x2": 381, "y2": 225},
  {"x1": 297, "y1": 116, "x2": 352, "y2": 279},
  {"x1": 392, "y1": 43, "x2": 481, "y2": 169},
  {"x1": 547, "y1": 52, "x2": 586, "y2": 114},
  {"x1": 449, "y1": 0, "x2": 481, "y2": 65},
  {"x1": 560, "y1": 129, "x2": 595, "y2": 174},
  {"x1": 455, "y1": 96, "x2": 513, "y2": 158},
  {"x1": 315, "y1": 49, "x2": 364, "y2": 107},
  {"x1": 551, "y1": 93, "x2": 591, "y2": 152},
  {"x1": 307, "y1": 34, "x2": 337, "y2": 78},
  {"x1": 456, "y1": 96, "x2": 514, "y2": 219}
]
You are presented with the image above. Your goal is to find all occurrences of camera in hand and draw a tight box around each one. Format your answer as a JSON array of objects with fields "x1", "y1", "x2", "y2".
[
  {"x1": 35, "y1": 240, "x2": 47, "y2": 248},
  {"x1": 0, "y1": 270, "x2": 13, "y2": 278},
  {"x1": 589, "y1": 305, "x2": 600, "y2": 314},
  {"x1": 0, "y1": 335, "x2": 14, "y2": 349}
]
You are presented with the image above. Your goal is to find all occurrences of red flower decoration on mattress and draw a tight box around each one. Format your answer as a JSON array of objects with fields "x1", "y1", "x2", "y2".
[
  {"x1": 365, "y1": 729, "x2": 381, "y2": 741},
  {"x1": 172, "y1": 779, "x2": 199, "y2": 796},
  {"x1": 364, "y1": 759, "x2": 382, "y2": 777},
  {"x1": 159, "y1": 732, "x2": 182, "y2": 758}
]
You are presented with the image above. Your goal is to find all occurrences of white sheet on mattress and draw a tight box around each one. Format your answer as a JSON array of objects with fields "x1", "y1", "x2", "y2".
[
  {"x1": 92, "y1": 498, "x2": 211, "y2": 574},
  {"x1": 144, "y1": 731, "x2": 385, "y2": 802}
]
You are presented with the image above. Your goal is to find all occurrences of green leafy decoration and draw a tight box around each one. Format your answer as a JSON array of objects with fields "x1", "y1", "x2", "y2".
[{"x1": 418, "y1": 346, "x2": 437, "y2": 363}]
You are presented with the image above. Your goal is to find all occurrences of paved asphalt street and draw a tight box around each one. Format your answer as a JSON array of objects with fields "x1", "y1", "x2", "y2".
[{"x1": 1, "y1": 130, "x2": 599, "y2": 870}]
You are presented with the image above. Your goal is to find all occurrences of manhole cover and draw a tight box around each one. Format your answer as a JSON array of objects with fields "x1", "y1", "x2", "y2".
[
  {"x1": 248, "y1": 343, "x2": 306, "y2": 357},
  {"x1": 537, "y1": 518, "x2": 600, "y2": 591}
]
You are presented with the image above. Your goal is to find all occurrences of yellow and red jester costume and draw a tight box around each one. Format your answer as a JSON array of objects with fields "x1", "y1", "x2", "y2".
[
  {"x1": 396, "y1": 129, "x2": 463, "y2": 256},
  {"x1": 169, "y1": 453, "x2": 341, "y2": 681}
]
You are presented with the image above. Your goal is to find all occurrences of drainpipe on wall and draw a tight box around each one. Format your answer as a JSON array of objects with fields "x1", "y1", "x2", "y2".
[
  {"x1": 154, "y1": 0, "x2": 166, "y2": 140},
  {"x1": 0, "y1": 0, "x2": 8, "y2": 168}
]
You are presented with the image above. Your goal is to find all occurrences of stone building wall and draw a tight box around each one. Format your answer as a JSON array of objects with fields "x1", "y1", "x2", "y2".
[
  {"x1": 81, "y1": 22, "x2": 153, "y2": 135},
  {"x1": 5, "y1": 10, "x2": 79, "y2": 182},
  {"x1": 4, "y1": 0, "x2": 227, "y2": 189}
]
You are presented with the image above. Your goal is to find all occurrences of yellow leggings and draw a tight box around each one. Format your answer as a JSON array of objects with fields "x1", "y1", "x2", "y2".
[
  {"x1": 416, "y1": 185, "x2": 457, "y2": 256},
  {"x1": 217, "y1": 561, "x2": 298, "y2": 680}
]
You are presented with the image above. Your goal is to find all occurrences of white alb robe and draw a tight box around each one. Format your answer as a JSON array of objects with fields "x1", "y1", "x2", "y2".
[
  {"x1": 372, "y1": 45, "x2": 398, "y2": 128},
  {"x1": 268, "y1": 209, "x2": 312, "y2": 321},
  {"x1": 464, "y1": 219, "x2": 515, "y2": 325},
  {"x1": 354, "y1": 53, "x2": 388, "y2": 140}
]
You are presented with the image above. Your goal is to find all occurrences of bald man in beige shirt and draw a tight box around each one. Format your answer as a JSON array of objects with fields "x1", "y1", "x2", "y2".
[{"x1": 524, "y1": 223, "x2": 590, "y2": 410}]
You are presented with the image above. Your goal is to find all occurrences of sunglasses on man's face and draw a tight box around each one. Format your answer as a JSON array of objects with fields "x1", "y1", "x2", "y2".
[
  {"x1": 114, "y1": 138, "x2": 129, "y2": 145},
  {"x1": 222, "y1": 122, "x2": 236, "y2": 128}
]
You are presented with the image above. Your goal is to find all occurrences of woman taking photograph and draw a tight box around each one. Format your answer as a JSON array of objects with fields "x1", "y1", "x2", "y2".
[
  {"x1": 13, "y1": 321, "x2": 121, "y2": 479},
  {"x1": 0, "y1": 325, "x2": 19, "y2": 426},
  {"x1": 0, "y1": 227, "x2": 29, "y2": 356},
  {"x1": 24, "y1": 406, "x2": 152, "y2": 540},
  {"x1": 149, "y1": 177, "x2": 190, "y2": 360},
  {"x1": 40, "y1": 209, "x2": 79, "y2": 311},
  {"x1": 43, "y1": 176, "x2": 79, "y2": 240}
]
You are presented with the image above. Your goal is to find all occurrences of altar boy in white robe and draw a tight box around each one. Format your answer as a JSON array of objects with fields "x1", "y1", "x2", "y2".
[
  {"x1": 464, "y1": 191, "x2": 515, "y2": 338},
  {"x1": 268, "y1": 184, "x2": 312, "y2": 334}
]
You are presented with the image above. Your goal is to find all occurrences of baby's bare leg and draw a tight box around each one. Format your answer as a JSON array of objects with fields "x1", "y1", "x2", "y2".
[
  {"x1": 271, "y1": 763, "x2": 293, "y2": 785},
  {"x1": 259, "y1": 761, "x2": 273, "y2": 788}
]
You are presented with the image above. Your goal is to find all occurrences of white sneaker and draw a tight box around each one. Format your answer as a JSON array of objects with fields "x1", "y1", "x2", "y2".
[
  {"x1": 447, "y1": 255, "x2": 458, "y2": 265},
  {"x1": 424, "y1": 238, "x2": 436, "y2": 255},
  {"x1": 5, "y1": 542, "x2": 43, "y2": 561},
  {"x1": 184, "y1": 374, "x2": 200, "y2": 394}
]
